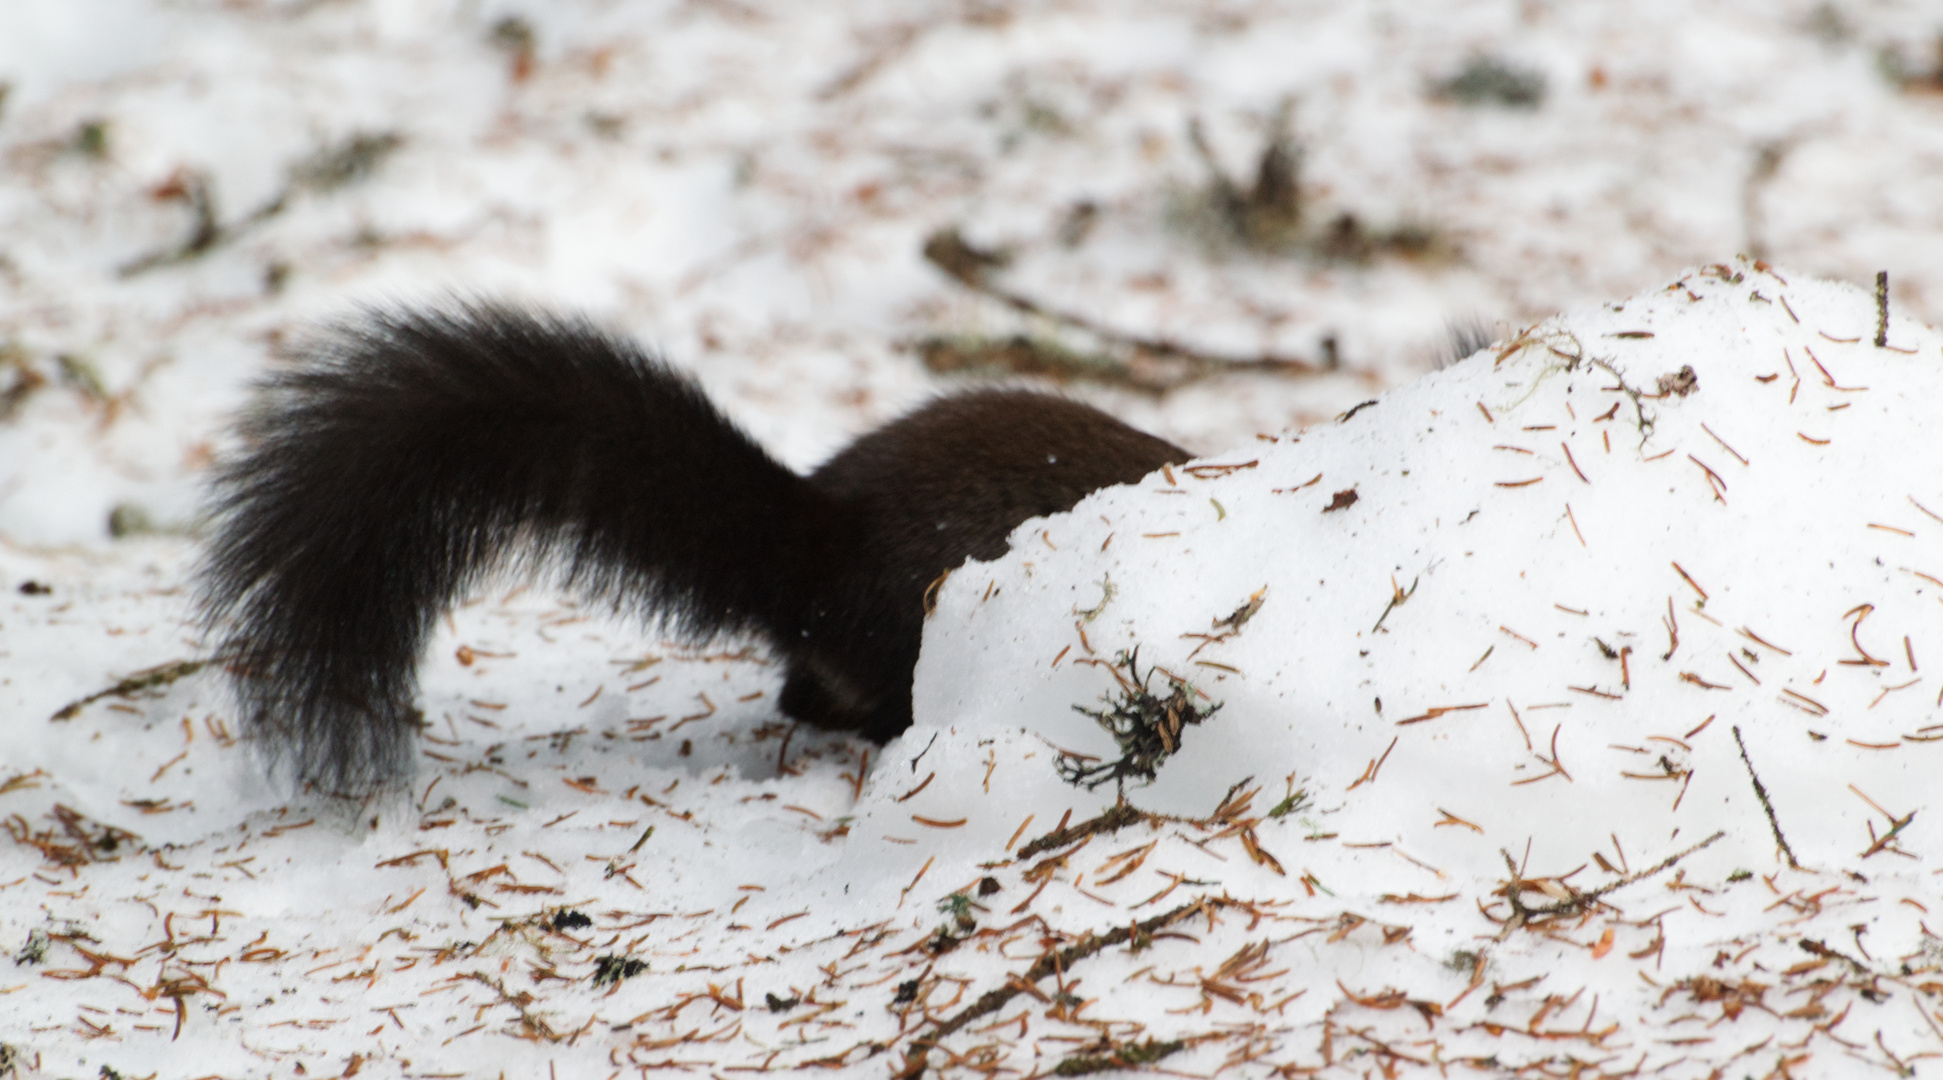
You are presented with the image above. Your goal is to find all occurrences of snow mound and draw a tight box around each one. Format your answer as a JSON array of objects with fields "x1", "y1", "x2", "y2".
[
  {"x1": 916, "y1": 258, "x2": 1939, "y2": 862},
  {"x1": 856, "y1": 258, "x2": 1943, "y2": 1073}
]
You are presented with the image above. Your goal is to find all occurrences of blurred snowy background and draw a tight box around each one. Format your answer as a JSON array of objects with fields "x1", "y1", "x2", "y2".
[
  {"x1": 8, "y1": 3, "x2": 1943, "y2": 1078},
  {"x1": 2, "y1": 0, "x2": 1942, "y2": 545}
]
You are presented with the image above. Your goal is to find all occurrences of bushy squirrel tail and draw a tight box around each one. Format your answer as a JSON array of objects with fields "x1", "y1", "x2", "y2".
[{"x1": 197, "y1": 305, "x2": 823, "y2": 794}]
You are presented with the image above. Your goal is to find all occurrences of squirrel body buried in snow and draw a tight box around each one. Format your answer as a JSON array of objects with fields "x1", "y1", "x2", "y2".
[{"x1": 197, "y1": 304, "x2": 1189, "y2": 794}]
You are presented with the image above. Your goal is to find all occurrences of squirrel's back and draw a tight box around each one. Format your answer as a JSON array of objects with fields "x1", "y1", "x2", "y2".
[
  {"x1": 197, "y1": 304, "x2": 1188, "y2": 792},
  {"x1": 791, "y1": 391, "x2": 1187, "y2": 736}
]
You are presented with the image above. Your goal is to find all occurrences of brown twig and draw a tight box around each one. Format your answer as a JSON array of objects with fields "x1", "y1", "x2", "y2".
[
  {"x1": 1733, "y1": 725, "x2": 1800, "y2": 869},
  {"x1": 50, "y1": 657, "x2": 221, "y2": 722},
  {"x1": 1875, "y1": 270, "x2": 1889, "y2": 348},
  {"x1": 919, "y1": 228, "x2": 1316, "y2": 393},
  {"x1": 894, "y1": 897, "x2": 1239, "y2": 1080},
  {"x1": 1016, "y1": 802, "x2": 1145, "y2": 860}
]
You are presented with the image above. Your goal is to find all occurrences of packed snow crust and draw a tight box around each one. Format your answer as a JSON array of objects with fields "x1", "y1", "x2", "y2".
[{"x1": 7, "y1": 263, "x2": 1943, "y2": 1079}]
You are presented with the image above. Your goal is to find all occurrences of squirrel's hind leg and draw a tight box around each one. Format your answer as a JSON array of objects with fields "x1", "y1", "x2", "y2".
[{"x1": 777, "y1": 665, "x2": 865, "y2": 733}]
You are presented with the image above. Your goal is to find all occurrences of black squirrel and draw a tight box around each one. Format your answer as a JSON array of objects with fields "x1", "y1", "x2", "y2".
[{"x1": 197, "y1": 304, "x2": 1189, "y2": 793}]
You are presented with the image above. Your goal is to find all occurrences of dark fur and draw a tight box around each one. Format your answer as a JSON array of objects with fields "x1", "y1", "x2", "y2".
[{"x1": 198, "y1": 305, "x2": 1188, "y2": 793}]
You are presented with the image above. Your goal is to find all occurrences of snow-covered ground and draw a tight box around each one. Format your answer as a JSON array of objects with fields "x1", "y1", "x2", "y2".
[{"x1": 6, "y1": 3, "x2": 1943, "y2": 1078}]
